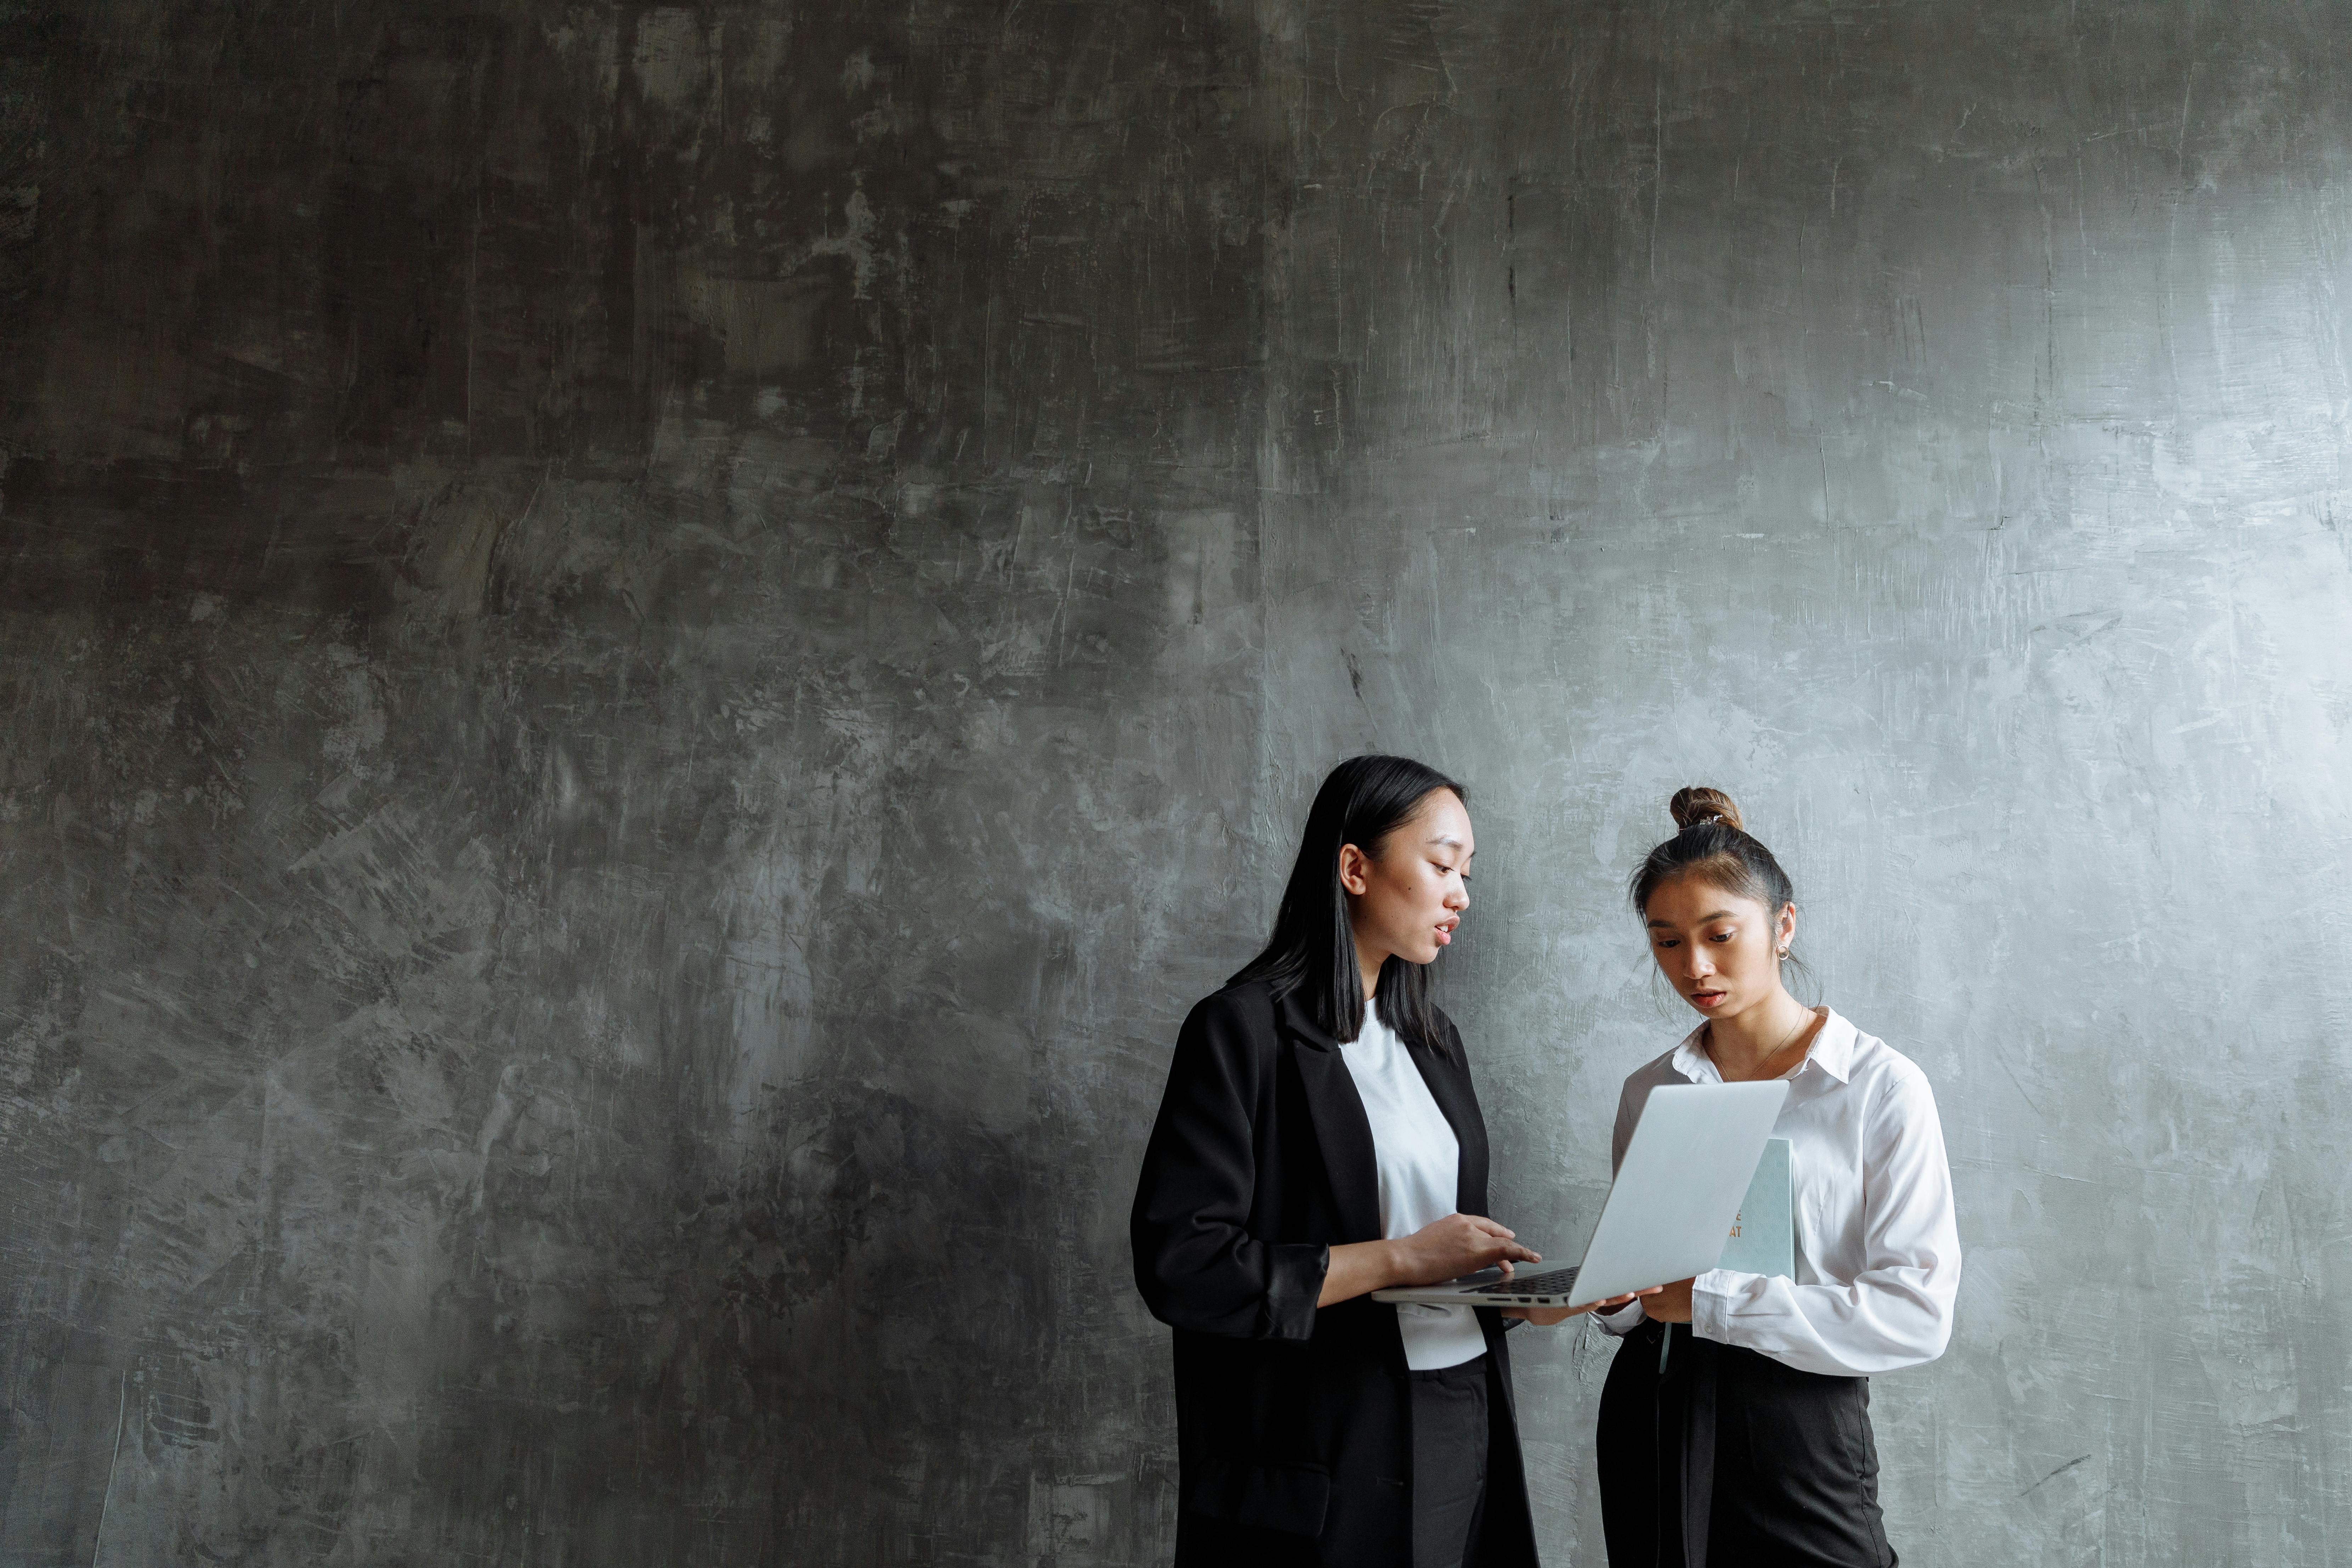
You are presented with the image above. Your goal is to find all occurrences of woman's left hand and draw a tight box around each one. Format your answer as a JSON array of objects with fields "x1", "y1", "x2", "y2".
[{"x1": 1502, "y1": 1289, "x2": 1655, "y2": 1326}]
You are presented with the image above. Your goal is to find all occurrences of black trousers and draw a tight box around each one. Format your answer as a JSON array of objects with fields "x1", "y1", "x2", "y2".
[
  {"x1": 1410, "y1": 1355, "x2": 1490, "y2": 1568},
  {"x1": 1596, "y1": 1322, "x2": 1895, "y2": 1568}
]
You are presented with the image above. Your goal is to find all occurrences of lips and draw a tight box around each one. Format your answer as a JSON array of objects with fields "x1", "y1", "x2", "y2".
[
  {"x1": 1690, "y1": 989, "x2": 1727, "y2": 1007},
  {"x1": 1434, "y1": 919, "x2": 1459, "y2": 946}
]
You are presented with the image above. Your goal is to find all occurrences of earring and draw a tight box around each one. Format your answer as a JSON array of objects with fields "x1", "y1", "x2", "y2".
[{"x1": 1776, "y1": 947, "x2": 1790, "y2": 960}]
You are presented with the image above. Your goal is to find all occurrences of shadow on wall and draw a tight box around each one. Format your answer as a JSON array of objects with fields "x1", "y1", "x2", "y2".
[{"x1": 0, "y1": 0, "x2": 1266, "y2": 1562}]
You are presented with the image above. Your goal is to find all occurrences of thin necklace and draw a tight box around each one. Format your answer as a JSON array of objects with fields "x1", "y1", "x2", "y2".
[{"x1": 1710, "y1": 1006, "x2": 1815, "y2": 1081}]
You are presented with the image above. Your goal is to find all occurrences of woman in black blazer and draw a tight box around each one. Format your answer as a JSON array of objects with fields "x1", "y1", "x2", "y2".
[{"x1": 1132, "y1": 755, "x2": 1641, "y2": 1568}]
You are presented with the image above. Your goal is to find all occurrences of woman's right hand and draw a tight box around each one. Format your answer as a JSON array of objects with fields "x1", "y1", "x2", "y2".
[
  {"x1": 1318, "y1": 1213, "x2": 1543, "y2": 1306},
  {"x1": 1390, "y1": 1213, "x2": 1541, "y2": 1286}
]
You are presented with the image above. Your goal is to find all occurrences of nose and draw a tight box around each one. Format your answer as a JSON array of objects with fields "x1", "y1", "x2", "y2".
[{"x1": 1444, "y1": 882, "x2": 1469, "y2": 913}]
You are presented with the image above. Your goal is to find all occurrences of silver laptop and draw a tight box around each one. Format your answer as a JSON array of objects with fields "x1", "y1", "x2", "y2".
[{"x1": 1373, "y1": 1080, "x2": 1790, "y2": 1311}]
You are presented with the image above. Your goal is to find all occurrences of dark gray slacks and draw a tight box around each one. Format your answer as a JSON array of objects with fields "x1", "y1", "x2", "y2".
[{"x1": 1409, "y1": 1355, "x2": 1490, "y2": 1568}]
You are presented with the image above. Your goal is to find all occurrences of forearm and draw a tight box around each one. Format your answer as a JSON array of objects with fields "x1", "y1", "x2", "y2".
[
  {"x1": 1317, "y1": 1239, "x2": 1402, "y2": 1307},
  {"x1": 1689, "y1": 1267, "x2": 1955, "y2": 1375}
]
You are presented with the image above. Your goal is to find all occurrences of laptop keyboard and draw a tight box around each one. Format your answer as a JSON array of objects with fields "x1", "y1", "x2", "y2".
[{"x1": 1464, "y1": 1267, "x2": 1580, "y2": 1296}]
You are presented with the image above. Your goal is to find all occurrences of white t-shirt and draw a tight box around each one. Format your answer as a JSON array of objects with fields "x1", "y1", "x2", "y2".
[{"x1": 1339, "y1": 1010, "x2": 1489, "y2": 1370}]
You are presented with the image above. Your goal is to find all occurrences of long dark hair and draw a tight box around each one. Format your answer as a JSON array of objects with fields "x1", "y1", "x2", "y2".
[
  {"x1": 1628, "y1": 785, "x2": 1803, "y2": 973},
  {"x1": 1229, "y1": 754, "x2": 1466, "y2": 1054}
]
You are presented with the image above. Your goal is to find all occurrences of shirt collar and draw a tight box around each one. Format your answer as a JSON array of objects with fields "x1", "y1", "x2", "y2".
[
  {"x1": 1807, "y1": 1008, "x2": 1859, "y2": 1083},
  {"x1": 1670, "y1": 1007, "x2": 1858, "y2": 1085},
  {"x1": 1668, "y1": 1026, "x2": 1717, "y2": 1083}
]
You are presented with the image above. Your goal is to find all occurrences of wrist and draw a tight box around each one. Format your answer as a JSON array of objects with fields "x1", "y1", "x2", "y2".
[{"x1": 1378, "y1": 1238, "x2": 1408, "y2": 1289}]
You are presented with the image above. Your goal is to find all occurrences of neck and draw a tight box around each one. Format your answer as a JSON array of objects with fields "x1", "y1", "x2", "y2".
[
  {"x1": 1350, "y1": 919, "x2": 1386, "y2": 1002},
  {"x1": 1704, "y1": 986, "x2": 1817, "y2": 1079}
]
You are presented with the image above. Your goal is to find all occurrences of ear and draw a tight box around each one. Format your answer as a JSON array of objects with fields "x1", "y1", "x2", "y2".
[
  {"x1": 1336, "y1": 842, "x2": 1372, "y2": 896},
  {"x1": 1776, "y1": 902, "x2": 1797, "y2": 950}
]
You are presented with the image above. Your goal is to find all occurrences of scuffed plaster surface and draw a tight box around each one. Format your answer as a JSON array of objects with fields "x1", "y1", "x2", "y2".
[{"x1": 3, "y1": 1, "x2": 2350, "y2": 1563}]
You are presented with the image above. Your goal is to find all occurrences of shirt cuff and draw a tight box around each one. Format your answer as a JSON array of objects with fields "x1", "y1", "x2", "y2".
[
  {"x1": 1593, "y1": 1298, "x2": 1648, "y2": 1336},
  {"x1": 1688, "y1": 1269, "x2": 1748, "y2": 1344}
]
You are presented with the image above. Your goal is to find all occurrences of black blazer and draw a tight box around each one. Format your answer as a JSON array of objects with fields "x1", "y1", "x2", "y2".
[{"x1": 1130, "y1": 979, "x2": 1539, "y2": 1568}]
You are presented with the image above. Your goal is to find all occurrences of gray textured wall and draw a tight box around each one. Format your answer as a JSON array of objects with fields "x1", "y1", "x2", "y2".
[{"x1": 3, "y1": 1, "x2": 2348, "y2": 1563}]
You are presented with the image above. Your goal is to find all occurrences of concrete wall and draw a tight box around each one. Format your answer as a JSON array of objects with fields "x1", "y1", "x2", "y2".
[{"x1": 3, "y1": 1, "x2": 2347, "y2": 1563}]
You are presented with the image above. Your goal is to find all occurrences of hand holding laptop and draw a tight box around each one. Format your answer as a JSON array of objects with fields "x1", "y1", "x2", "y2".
[
  {"x1": 1636, "y1": 1277, "x2": 1695, "y2": 1323},
  {"x1": 1502, "y1": 1285, "x2": 1661, "y2": 1326}
]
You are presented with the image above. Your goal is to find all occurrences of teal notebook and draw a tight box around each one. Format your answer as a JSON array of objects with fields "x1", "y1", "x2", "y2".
[{"x1": 1717, "y1": 1137, "x2": 1793, "y2": 1278}]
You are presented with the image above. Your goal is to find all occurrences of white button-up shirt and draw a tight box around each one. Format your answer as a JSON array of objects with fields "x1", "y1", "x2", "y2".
[{"x1": 1595, "y1": 1008, "x2": 1961, "y2": 1377}]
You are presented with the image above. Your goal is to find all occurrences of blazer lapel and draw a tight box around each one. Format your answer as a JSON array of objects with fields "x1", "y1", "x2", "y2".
[
  {"x1": 1407, "y1": 1032, "x2": 1489, "y2": 1220},
  {"x1": 1278, "y1": 992, "x2": 1384, "y2": 1245}
]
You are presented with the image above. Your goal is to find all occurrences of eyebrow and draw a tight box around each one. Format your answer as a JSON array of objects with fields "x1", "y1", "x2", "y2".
[{"x1": 1647, "y1": 910, "x2": 1736, "y2": 927}]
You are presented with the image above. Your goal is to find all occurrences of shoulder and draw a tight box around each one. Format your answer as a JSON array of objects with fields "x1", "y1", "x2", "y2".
[
  {"x1": 1182, "y1": 978, "x2": 1285, "y2": 1045},
  {"x1": 1159, "y1": 981, "x2": 1291, "y2": 1095},
  {"x1": 1620, "y1": 1040, "x2": 1690, "y2": 1095},
  {"x1": 1837, "y1": 1019, "x2": 1939, "y2": 1112}
]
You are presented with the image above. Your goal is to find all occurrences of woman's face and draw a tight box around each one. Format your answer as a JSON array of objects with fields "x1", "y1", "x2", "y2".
[
  {"x1": 1643, "y1": 872, "x2": 1795, "y2": 1022},
  {"x1": 1340, "y1": 789, "x2": 1474, "y2": 968}
]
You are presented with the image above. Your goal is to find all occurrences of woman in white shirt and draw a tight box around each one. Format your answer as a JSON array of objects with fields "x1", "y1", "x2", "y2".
[{"x1": 1592, "y1": 787, "x2": 1961, "y2": 1567}]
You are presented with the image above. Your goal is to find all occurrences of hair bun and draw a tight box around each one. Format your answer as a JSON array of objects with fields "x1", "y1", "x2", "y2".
[{"x1": 1668, "y1": 785, "x2": 1742, "y2": 833}]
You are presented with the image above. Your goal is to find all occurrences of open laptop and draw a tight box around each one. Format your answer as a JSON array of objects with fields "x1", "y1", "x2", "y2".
[{"x1": 1373, "y1": 1079, "x2": 1790, "y2": 1311}]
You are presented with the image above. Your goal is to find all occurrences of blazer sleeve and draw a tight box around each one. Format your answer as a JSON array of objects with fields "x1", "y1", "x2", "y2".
[{"x1": 1130, "y1": 994, "x2": 1328, "y2": 1341}]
